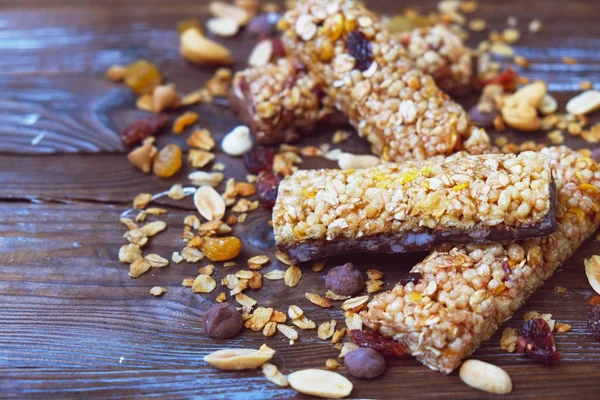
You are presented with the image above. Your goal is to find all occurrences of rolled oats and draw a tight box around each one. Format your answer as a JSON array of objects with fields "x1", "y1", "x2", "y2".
[
  {"x1": 129, "y1": 258, "x2": 152, "y2": 278},
  {"x1": 331, "y1": 328, "x2": 346, "y2": 344},
  {"x1": 198, "y1": 264, "x2": 214, "y2": 275},
  {"x1": 262, "y1": 321, "x2": 278, "y2": 337},
  {"x1": 181, "y1": 246, "x2": 204, "y2": 262},
  {"x1": 192, "y1": 274, "x2": 217, "y2": 293},
  {"x1": 235, "y1": 293, "x2": 257, "y2": 307},
  {"x1": 145, "y1": 253, "x2": 169, "y2": 268},
  {"x1": 244, "y1": 307, "x2": 274, "y2": 331},
  {"x1": 292, "y1": 316, "x2": 316, "y2": 330},
  {"x1": 305, "y1": 293, "x2": 331, "y2": 308},
  {"x1": 317, "y1": 320, "x2": 336, "y2": 340},
  {"x1": 344, "y1": 311, "x2": 363, "y2": 331},
  {"x1": 326, "y1": 290, "x2": 351, "y2": 301},
  {"x1": 269, "y1": 310, "x2": 287, "y2": 323},
  {"x1": 182, "y1": 277, "x2": 195, "y2": 287},
  {"x1": 119, "y1": 244, "x2": 142, "y2": 264},
  {"x1": 284, "y1": 265, "x2": 302, "y2": 287},
  {"x1": 133, "y1": 193, "x2": 152, "y2": 209},
  {"x1": 262, "y1": 363, "x2": 289, "y2": 387},
  {"x1": 140, "y1": 221, "x2": 167, "y2": 237},
  {"x1": 341, "y1": 295, "x2": 370, "y2": 312},
  {"x1": 188, "y1": 149, "x2": 215, "y2": 168},
  {"x1": 188, "y1": 129, "x2": 216, "y2": 151},
  {"x1": 189, "y1": 171, "x2": 225, "y2": 187},
  {"x1": 264, "y1": 270, "x2": 286, "y2": 280},
  {"x1": 277, "y1": 324, "x2": 299, "y2": 340},
  {"x1": 288, "y1": 305, "x2": 304, "y2": 320}
]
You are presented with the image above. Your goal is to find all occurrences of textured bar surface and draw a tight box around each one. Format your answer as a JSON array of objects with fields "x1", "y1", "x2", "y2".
[
  {"x1": 280, "y1": 0, "x2": 489, "y2": 161},
  {"x1": 273, "y1": 152, "x2": 556, "y2": 262},
  {"x1": 362, "y1": 146, "x2": 600, "y2": 374},
  {"x1": 231, "y1": 23, "x2": 472, "y2": 144}
]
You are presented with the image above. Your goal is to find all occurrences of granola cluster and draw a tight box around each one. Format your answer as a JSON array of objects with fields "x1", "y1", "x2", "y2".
[
  {"x1": 362, "y1": 146, "x2": 600, "y2": 374},
  {"x1": 279, "y1": 0, "x2": 489, "y2": 161}
]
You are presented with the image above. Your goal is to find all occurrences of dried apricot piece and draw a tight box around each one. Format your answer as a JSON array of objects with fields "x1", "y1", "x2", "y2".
[
  {"x1": 153, "y1": 144, "x2": 182, "y2": 178},
  {"x1": 125, "y1": 60, "x2": 162, "y2": 95},
  {"x1": 173, "y1": 111, "x2": 199, "y2": 134},
  {"x1": 205, "y1": 237, "x2": 242, "y2": 261}
]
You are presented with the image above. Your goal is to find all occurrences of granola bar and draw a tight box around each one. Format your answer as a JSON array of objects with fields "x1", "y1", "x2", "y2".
[
  {"x1": 273, "y1": 152, "x2": 557, "y2": 263},
  {"x1": 279, "y1": 0, "x2": 489, "y2": 161},
  {"x1": 362, "y1": 146, "x2": 600, "y2": 374},
  {"x1": 231, "y1": 23, "x2": 472, "y2": 145}
]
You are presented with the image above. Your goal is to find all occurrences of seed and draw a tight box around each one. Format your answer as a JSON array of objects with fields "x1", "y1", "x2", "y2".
[
  {"x1": 566, "y1": 90, "x2": 600, "y2": 115},
  {"x1": 287, "y1": 369, "x2": 353, "y2": 398},
  {"x1": 459, "y1": 359, "x2": 513, "y2": 394},
  {"x1": 337, "y1": 153, "x2": 380, "y2": 170},
  {"x1": 194, "y1": 186, "x2": 225, "y2": 221},
  {"x1": 204, "y1": 344, "x2": 275, "y2": 370},
  {"x1": 207, "y1": 17, "x2": 240, "y2": 37},
  {"x1": 222, "y1": 125, "x2": 253, "y2": 156}
]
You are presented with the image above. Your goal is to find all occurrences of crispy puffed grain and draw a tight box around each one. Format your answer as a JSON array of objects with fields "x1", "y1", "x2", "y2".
[
  {"x1": 232, "y1": 22, "x2": 473, "y2": 146},
  {"x1": 274, "y1": 152, "x2": 556, "y2": 262},
  {"x1": 362, "y1": 146, "x2": 600, "y2": 374},
  {"x1": 280, "y1": 0, "x2": 489, "y2": 161}
]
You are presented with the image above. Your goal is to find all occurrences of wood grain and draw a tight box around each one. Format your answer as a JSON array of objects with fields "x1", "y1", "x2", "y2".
[{"x1": 1, "y1": 0, "x2": 600, "y2": 398}]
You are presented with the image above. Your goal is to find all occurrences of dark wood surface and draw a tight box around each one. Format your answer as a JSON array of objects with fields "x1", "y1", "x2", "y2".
[{"x1": 1, "y1": 0, "x2": 599, "y2": 398}]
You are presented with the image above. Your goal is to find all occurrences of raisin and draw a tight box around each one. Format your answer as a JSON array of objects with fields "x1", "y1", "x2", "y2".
[
  {"x1": 121, "y1": 113, "x2": 168, "y2": 147},
  {"x1": 588, "y1": 305, "x2": 600, "y2": 341},
  {"x1": 203, "y1": 303, "x2": 243, "y2": 339},
  {"x1": 399, "y1": 272, "x2": 423, "y2": 286},
  {"x1": 204, "y1": 236, "x2": 242, "y2": 262},
  {"x1": 325, "y1": 262, "x2": 364, "y2": 296},
  {"x1": 256, "y1": 171, "x2": 282, "y2": 208},
  {"x1": 270, "y1": 37, "x2": 286, "y2": 58},
  {"x1": 349, "y1": 329, "x2": 408, "y2": 359},
  {"x1": 516, "y1": 318, "x2": 561, "y2": 365},
  {"x1": 244, "y1": 147, "x2": 274, "y2": 174},
  {"x1": 479, "y1": 68, "x2": 518, "y2": 91},
  {"x1": 590, "y1": 295, "x2": 600, "y2": 306},
  {"x1": 153, "y1": 144, "x2": 182, "y2": 178},
  {"x1": 125, "y1": 60, "x2": 162, "y2": 95},
  {"x1": 347, "y1": 31, "x2": 373, "y2": 71},
  {"x1": 345, "y1": 348, "x2": 386, "y2": 379}
]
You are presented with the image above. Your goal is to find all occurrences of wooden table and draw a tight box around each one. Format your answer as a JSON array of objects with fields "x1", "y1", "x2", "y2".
[{"x1": 1, "y1": 0, "x2": 600, "y2": 398}]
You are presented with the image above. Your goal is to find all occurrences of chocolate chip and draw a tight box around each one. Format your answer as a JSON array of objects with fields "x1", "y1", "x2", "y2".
[
  {"x1": 203, "y1": 303, "x2": 243, "y2": 339},
  {"x1": 345, "y1": 348, "x2": 386, "y2": 379},
  {"x1": 468, "y1": 105, "x2": 498, "y2": 128},
  {"x1": 325, "y1": 262, "x2": 364, "y2": 296},
  {"x1": 591, "y1": 148, "x2": 600, "y2": 164}
]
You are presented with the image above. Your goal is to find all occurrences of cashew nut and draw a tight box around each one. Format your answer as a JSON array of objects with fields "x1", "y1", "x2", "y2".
[{"x1": 180, "y1": 28, "x2": 232, "y2": 66}]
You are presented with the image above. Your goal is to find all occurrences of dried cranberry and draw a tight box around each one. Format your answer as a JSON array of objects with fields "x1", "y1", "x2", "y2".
[
  {"x1": 589, "y1": 305, "x2": 600, "y2": 341},
  {"x1": 243, "y1": 147, "x2": 274, "y2": 174},
  {"x1": 270, "y1": 37, "x2": 286, "y2": 58},
  {"x1": 256, "y1": 171, "x2": 282, "y2": 208},
  {"x1": 347, "y1": 31, "x2": 372, "y2": 71},
  {"x1": 516, "y1": 318, "x2": 561, "y2": 365},
  {"x1": 121, "y1": 113, "x2": 168, "y2": 147},
  {"x1": 479, "y1": 68, "x2": 518, "y2": 91},
  {"x1": 349, "y1": 329, "x2": 408, "y2": 359},
  {"x1": 399, "y1": 272, "x2": 423, "y2": 286},
  {"x1": 501, "y1": 261, "x2": 512, "y2": 281}
]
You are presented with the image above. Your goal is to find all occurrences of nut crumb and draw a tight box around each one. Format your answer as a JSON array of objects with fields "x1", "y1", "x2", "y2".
[{"x1": 149, "y1": 286, "x2": 167, "y2": 296}]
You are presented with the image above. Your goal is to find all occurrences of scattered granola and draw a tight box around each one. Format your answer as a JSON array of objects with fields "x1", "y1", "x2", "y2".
[
  {"x1": 149, "y1": 286, "x2": 168, "y2": 296},
  {"x1": 500, "y1": 327, "x2": 518, "y2": 353}
]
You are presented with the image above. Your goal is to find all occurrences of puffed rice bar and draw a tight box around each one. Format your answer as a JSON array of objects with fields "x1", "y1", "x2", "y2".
[
  {"x1": 362, "y1": 146, "x2": 600, "y2": 374},
  {"x1": 279, "y1": 0, "x2": 489, "y2": 161},
  {"x1": 273, "y1": 152, "x2": 557, "y2": 263},
  {"x1": 230, "y1": 24, "x2": 472, "y2": 144}
]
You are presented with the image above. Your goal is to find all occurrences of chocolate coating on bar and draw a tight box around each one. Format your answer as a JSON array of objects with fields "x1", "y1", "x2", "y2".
[{"x1": 284, "y1": 179, "x2": 556, "y2": 263}]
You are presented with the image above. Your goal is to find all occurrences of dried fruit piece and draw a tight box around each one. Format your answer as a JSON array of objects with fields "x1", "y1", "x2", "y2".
[
  {"x1": 287, "y1": 369, "x2": 353, "y2": 399},
  {"x1": 459, "y1": 359, "x2": 513, "y2": 395},
  {"x1": 325, "y1": 263, "x2": 364, "y2": 296},
  {"x1": 516, "y1": 318, "x2": 561, "y2": 364},
  {"x1": 222, "y1": 125, "x2": 253, "y2": 156},
  {"x1": 244, "y1": 147, "x2": 274, "y2": 174},
  {"x1": 173, "y1": 111, "x2": 199, "y2": 134},
  {"x1": 153, "y1": 144, "x2": 182, "y2": 178},
  {"x1": 121, "y1": 114, "x2": 168, "y2": 147},
  {"x1": 256, "y1": 171, "x2": 282, "y2": 208},
  {"x1": 589, "y1": 305, "x2": 600, "y2": 341},
  {"x1": 347, "y1": 31, "x2": 372, "y2": 71},
  {"x1": 203, "y1": 303, "x2": 243, "y2": 339},
  {"x1": 399, "y1": 272, "x2": 423, "y2": 286},
  {"x1": 349, "y1": 329, "x2": 408, "y2": 359},
  {"x1": 194, "y1": 186, "x2": 226, "y2": 221},
  {"x1": 345, "y1": 348, "x2": 386, "y2": 379},
  {"x1": 124, "y1": 60, "x2": 162, "y2": 95},
  {"x1": 205, "y1": 237, "x2": 242, "y2": 262},
  {"x1": 204, "y1": 344, "x2": 275, "y2": 370},
  {"x1": 180, "y1": 28, "x2": 233, "y2": 66},
  {"x1": 584, "y1": 255, "x2": 600, "y2": 295}
]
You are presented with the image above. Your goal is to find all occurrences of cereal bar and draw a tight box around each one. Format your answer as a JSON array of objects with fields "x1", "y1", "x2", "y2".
[
  {"x1": 230, "y1": 23, "x2": 472, "y2": 145},
  {"x1": 279, "y1": 0, "x2": 489, "y2": 161},
  {"x1": 273, "y1": 152, "x2": 557, "y2": 263},
  {"x1": 362, "y1": 146, "x2": 600, "y2": 374}
]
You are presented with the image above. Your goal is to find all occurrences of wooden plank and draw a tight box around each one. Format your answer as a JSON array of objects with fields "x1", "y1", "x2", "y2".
[{"x1": 1, "y1": 202, "x2": 599, "y2": 398}]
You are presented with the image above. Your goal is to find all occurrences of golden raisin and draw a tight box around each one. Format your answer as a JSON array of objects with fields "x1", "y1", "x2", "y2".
[
  {"x1": 325, "y1": 14, "x2": 344, "y2": 41},
  {"x1": 153, "y1": 144, "x2": 182, "y2": 178},
  {"x1": 125, "y1": 60, "x2": 162, "y2": 95},
  {"x1": 319, "y1": 39, "x2": 335, "y2": 62},
  {"x1": 173, "y1": 111, "x2": 199, "y2": 134},
  {"x1": 204, "y1": 237, "x2": 242, "y2": 262}
]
